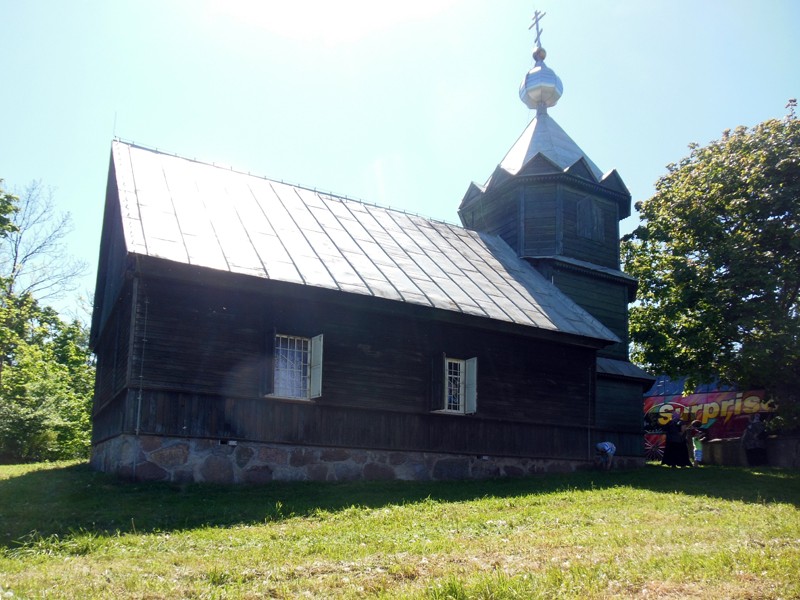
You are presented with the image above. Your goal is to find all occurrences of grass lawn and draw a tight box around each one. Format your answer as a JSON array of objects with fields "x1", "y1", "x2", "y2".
[{"x1": 0, "y1": 461, "x2": 798, "y2": 599}]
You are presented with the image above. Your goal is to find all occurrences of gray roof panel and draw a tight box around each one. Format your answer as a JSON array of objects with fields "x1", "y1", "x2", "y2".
[
  {"x1": 112, "y1": 141, "x2": 618, "y2": 344},
  {"x1": 597, "y1": 357, "x2": 654, "y2": 381},
  {"x1": 496, "y1": 112, "x2": 604, "y2": 182}
]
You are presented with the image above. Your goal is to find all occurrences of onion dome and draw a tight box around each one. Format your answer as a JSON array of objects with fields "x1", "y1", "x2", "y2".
[
  {"x1": 519, "y1": 46, "x2": 563, "y2": 111},
  {"x1": 519, "y1": 11, "x2": 562, "y2": 112}
]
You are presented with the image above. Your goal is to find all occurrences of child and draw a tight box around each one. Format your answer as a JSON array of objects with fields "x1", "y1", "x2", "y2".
[
  {"x1": 686, "y1": 420, "x2": 705, "y2": 466},
  {"x1": 595, "y1": 441, "x2": 616, "y2": 470}
]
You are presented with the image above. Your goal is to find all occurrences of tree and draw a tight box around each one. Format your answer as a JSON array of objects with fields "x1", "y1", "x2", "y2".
[
  {"x1": 0, "y1": 293, "x2": 95, "y2": 461},
  {"x1": 0, "y1": 179, "x2": 87, "y2": 300},
  {"x1": 0, "y1": 179, "x2": 95, "y2": 462},
  {"x1": 0, "y1": 179, "x2": 19, "y2": 239},
  {"x1": 622, "y1": 105, "x2": 800, "y2": 428}
]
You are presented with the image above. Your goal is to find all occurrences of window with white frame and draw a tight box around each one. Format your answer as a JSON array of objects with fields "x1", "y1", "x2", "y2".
[
  {"x1": 443, "y1": 356, "x2": 477, "y2": 414},
  {"x1": 271, "y1": 333, "x2": 323, "y2": 400}
]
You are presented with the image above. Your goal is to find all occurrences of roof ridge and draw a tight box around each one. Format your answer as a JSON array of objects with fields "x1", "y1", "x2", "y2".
[{"x1": 112, "y1": 138, "x2": 461, "y2": 228}]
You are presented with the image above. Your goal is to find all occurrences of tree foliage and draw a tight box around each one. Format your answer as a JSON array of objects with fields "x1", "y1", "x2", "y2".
[
  {"x1": 622, "y1": 106, "x2": 800, "y2": 426},
  {"x1": 0, "y1": 294, "x2": 95, "y2": 461},
  {"x1": 0, "y1": 179, "x2": 87, "y2": 300},
  {"x1": 0, "y1": 179, "x2": 94, "y2": 462},
  {"x1": 0, "y1": 179, "x2": 19, "y2": 238}
]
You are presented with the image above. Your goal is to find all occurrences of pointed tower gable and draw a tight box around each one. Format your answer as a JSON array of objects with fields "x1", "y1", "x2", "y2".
[
  {"x1": 599, "y1": 169, "x2": 632, "y2": 217},
  {"x1": 515, "y1": 152, "x2": 565, "y2": 178},
  {"x1": 483, "y1": 165, "x2": 514, "y2": 192},
  {"x1": 564, "y1": 157, "x2": 600, "y2": 182},
  {"x1": 459, "y1": 181, "x2": 485, "y2": 210}
]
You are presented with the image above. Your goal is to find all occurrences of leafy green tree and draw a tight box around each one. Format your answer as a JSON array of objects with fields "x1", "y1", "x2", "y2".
[
  {"x1": 0, "y1": 179, "x2": 18, "y2": 238},
  {"x1": 622, "y1": 104, "x2": 800, "y2": 428},
  {"x1": 0, "y1": 293, "x2": 94, "y2": 461}
]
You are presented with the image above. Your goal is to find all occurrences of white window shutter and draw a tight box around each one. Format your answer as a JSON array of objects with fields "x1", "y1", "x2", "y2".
[
  {"x1": 310, "y1": 334, "x2": 323, "y2": 398},
  {"x1": 465, "y1": 357, "x2": 477, "y2": 414}
]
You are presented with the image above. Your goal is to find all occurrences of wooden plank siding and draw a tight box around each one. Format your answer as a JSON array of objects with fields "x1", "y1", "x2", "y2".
[
  {"x1": 91, "y1": 390, "x2": 128, "y2": 443},
  {"x1": 558, "y1": 187, "x2": 620, "y2": 269},
  {"x1": 90, "y1": 269, "x2": 618, "y2": 459},
  {"x1": 92, "y1": 387, "x2": 644, "y2": 460},
  {"x1": 90, "y1": 167, "x2": 132, "y2": 346},
  {"x1": 595, "y1": 378, "x2": 644, "y2": 431},
  {"x1": 594, "y1": 378, "x2": 646, "y2": 457},
  {"x1": 549, "y1": 271, "x2": 630, "y2": 360},
  {"x1": 522, "y1": 184, "x2": 558, "y2": 257},
  {"x1": 92, "y1": 285, "x2": 134, "y2": 414},
  {"x1": 94, "y1": 388, "x2": 615, "y2": 461},
  {"x1": 460, "y1": 189, "x2": 521, "y2": 253},
  {"x1": 129, "y1": 275, "x2": 597, "y2": 420}
]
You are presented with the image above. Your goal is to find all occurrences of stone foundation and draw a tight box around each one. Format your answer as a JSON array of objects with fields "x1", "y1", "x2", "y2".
[
  {"x1": 704, "y1": 436, "x2": 800, "y2": 468},
  {"x1": 91, "y1": 435, "x2": 643, "y2": 483}
]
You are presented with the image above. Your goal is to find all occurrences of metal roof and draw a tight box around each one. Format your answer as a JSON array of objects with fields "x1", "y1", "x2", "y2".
[
  {"x1": 495, "y1": 112, "x2": 605, "y2": 182},
  {"x1": 111, "y1": 141, "x2": 618, "y2": 344},
  {"x1": 597, "y1": 357, "x2": 655, "y2": 382}
]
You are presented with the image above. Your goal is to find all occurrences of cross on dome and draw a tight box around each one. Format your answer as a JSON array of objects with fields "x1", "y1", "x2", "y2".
[
  {"x1": 528, "y1": 10, "x2": 546, "y2": 49},
  {"x1": 519, "y1": 9, "x2": 563, "y2": 113}
]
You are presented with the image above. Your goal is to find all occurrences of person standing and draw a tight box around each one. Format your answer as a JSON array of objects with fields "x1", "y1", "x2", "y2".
[
  {"x1": 661, "y1": 411, "x2": 692, "y2": 467},
  {"x1": 685, "y1": 420, "x2": 705, "y2": 466},
  {"x1": 741, "y1": 413, "x2": 768, "y2": 466}
]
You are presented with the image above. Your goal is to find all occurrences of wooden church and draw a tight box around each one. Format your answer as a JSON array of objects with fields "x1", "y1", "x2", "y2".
[{"x1": 90, "y1": 17, "x2": 652, "y2": 483}]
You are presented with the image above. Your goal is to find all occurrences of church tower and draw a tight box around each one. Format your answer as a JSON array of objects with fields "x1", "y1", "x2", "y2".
[{"x1": 459, "y1": 11, "x2": 652, "y2": 433}]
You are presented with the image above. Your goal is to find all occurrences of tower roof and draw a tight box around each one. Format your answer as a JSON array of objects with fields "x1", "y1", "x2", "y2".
[
  {"x1": 508, "y1": 10, "x2": 602, "y2": 181},
  {"x1": 461, "y1": 10, "x2": 631, "y2": 207},
  {"x1": 495, "y1": 111, "x2": 604, "y2": 181}
]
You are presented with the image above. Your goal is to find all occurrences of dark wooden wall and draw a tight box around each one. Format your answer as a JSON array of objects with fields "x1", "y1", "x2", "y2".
[
  {"x1": 458, "y1": 175, "x2": 634, "y2": 363},
  {"x1": 91, "y1": 165, "x2": 131, "y2": 346},
  {"x1": 548, "y1": 270, "x2": 630, "y2": 360},
  {"x1": 521, "y1": 184, "x2": 558, "y2": 257},
  {"x1": 461, "y1": 188, "x2": 522, "y2": 253},
  {"x1": 93, "y1": 387, "x2": 644, "y2": 460},
  {"x1": 127, "y1": 276, "x2": 597, "y2": 421},
  {"x1": 91, "y1": 268, "x2": 639, "y2": 459},
  {"x1": 557, "y1": 186, "x2": 620, "y2": 269},
  {"x1": 595, "y1": 378, "x2": 645, "y2": 431},
  {"x1": 93, "y1": 284, "x2": 133, "y2": 414},
  {"x1": 594, "y1": 377, "x2": 646, "y2": 456},
  {"x1": 460, "y1": 179, "x2": 622, "y2": 271}
]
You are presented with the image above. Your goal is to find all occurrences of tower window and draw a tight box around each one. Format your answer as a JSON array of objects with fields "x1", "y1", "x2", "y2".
[{"x1": 577, "y1": 197, "x2": 605, "y2": 242}]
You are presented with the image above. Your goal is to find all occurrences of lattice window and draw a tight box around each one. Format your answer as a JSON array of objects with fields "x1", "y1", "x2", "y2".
[
  {"x1": 442, "y1": 356, "x2": 477, "y2": 414},
  {"x1": 274, "y1": 334, "x2": 309, "y2": 399},
  {"x1": 446, "y1": 358, "x2": 465, "y2": 412},
  {"x1": 270, "y1": 333, "x2": 323, "y2": 400}
]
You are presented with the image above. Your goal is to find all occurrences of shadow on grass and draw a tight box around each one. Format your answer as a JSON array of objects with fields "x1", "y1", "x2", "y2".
[{"x1": 1, "y1": 461, "x2": 797, "y2": 550}]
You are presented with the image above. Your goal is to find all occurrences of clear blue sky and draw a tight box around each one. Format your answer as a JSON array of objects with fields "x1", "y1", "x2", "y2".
[{"x1": 2, "y1": 0, "x2": 798, "y2": 317}]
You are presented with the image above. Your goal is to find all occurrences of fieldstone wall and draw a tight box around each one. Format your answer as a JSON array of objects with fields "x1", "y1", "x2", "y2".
[
  {"x1": 703, "y1": 438, "x2": 748, "y2": 466},
  {"x1": 704, "y1": 437, "x2": 800, "y2": 468},
  {"x1": 91, "y1": 434, "x2": 644, "y2": 483},
  {"x1": 767, "y1": 436, "x2": 800, "y2": 468}
]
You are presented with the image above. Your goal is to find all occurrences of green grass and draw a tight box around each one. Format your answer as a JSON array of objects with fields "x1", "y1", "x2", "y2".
[{"x1": 1, "y1": 462, "x2": 798, "y2": 598}]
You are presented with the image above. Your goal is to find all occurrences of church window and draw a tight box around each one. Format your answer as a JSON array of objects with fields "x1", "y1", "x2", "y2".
[
  {"x1": 270, "y1": 333, "x2": 323, "y2": 399},
  {"x1": 442, "y1": 356, "x2": 477, "y2": 414}
]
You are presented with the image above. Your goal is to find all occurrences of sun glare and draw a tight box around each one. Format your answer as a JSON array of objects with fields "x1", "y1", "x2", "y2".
[{"x1": 207, "y1": 0, "x2": 458, "y2": 44}]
